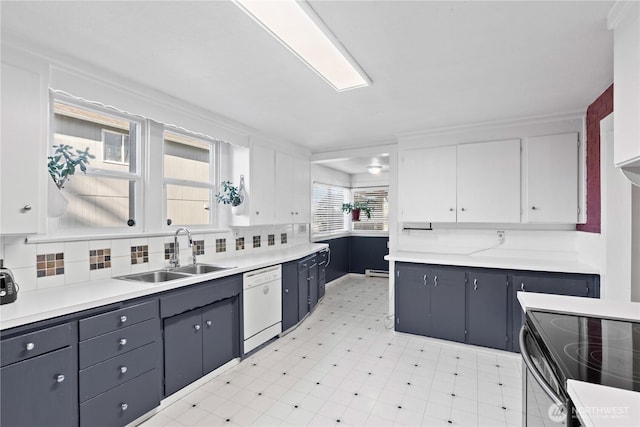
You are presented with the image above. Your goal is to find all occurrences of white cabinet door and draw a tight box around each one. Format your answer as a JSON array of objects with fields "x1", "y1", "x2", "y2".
[
  {"x1": 249, "y1": 144, "x2": 275, "y2": 225},
  {"x1": 1, "y1": 62, "x2": 44, "y2": 235},
  {"x1": 613, "y1": 2, "x2": 640, "y2": 167},
  {"x1": 525, "y1": 133, "x2": 578, "y2": 223},
  {"x1": 293, "y1": 157, "x2": 310, "y2": 223},
  {"x1": 398, "y1": 146, "x2": 457, "y2": 222},
  {"x1": 457, "y1": 139, "x2": 521, "y2": 223},
  {"x1": 275, "y1": 151, "x2": 294, "y2": 223}
]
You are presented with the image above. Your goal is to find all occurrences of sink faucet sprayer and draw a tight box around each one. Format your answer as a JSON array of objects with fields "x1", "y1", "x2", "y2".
[{"x1": 169, "y1": 227, "x2": 193, "y2": 268}]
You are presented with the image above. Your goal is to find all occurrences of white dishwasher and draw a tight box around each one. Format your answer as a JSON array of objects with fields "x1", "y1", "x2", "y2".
[{"x1": 243, "y1": 264, "x2": 282, "y2": 353}]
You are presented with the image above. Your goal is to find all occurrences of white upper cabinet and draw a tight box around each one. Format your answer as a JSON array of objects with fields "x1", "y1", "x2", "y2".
[
  {"x1": 612, "y1": 2, "x2": 640, "y2": 168},
  {"x1": 398, "y1": 146, "x2": 456, "y2": 222},
  {"x1": 275, "y1": 152, "x2": 310, "y2": 224},
  {"x1": 456, "y1": 139, "x2": 521, "y2": 223},
  {"x1": 292, "y1": 157, "x2": 310, "y2": 223},
  {"x1": 524, "y1": 133, "x2": 578, "y2": 223},
  {"x1": 1, "y1": 61, "x2": 45, "y2": 235},
  {"x1": 232, "y1": 143, "x2": 276, "y2": 226}
]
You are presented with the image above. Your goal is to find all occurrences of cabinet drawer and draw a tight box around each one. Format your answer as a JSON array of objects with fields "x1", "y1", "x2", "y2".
[
  {"x1": 79, "y1": 300, "x2": 157, "y2": 341},
  {"x1": 79, "y1": 318, "x2": 158, "y2": 369},
  {"x1": 160, "y1": 274, "x2": 241, "y2": 318},
  {"x1": 79, "y1": 341, "x2": 159, "y2": 402},
  {"x1": 80, "y1": 369, "x2": 161, "y2": 427},
  {"x1": 1, "y1": 323, "x2": 71, "y2": 367}
]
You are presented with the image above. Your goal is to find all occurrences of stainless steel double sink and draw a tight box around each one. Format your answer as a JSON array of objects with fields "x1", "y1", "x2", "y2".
[{"x1": 116, "y1": 264, "x2": 234, "y2": 283}]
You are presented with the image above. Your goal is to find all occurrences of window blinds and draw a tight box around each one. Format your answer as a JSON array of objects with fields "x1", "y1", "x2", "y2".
[
  {"x1": 312, "y1": 183, "x2": 348, "y2": 236},
  {"x1": 353, "y1": 188, "x2": 389, "y2": 231}
]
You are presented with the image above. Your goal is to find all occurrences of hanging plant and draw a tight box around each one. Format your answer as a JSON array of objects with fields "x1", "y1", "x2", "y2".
[
  {"x1": 342, "y1": 200, "x2": 373, "y2": 221},
  {"x1": 47, "y1": 144, "x2": 95, "y2": 189},
  {"x1": 215, "y1": 181, "x2": 244, "y2": 207}
]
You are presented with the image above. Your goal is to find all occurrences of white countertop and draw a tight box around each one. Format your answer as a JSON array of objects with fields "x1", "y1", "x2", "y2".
[
  {"x1": 0, "y1": 243, "x2": 327, "y2": 331},
  {"x1": 567, "y1": 380, "x2": 640, "y2": 427},
  {"x1": 385, "y1": 251, "x2": 599, "y2": 274},
  {"x1": 517, "y1": 292, "x2": 640, "y2": 321}
]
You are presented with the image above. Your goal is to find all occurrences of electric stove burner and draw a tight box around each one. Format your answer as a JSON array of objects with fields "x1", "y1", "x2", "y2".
[{"x1": 563, "y1": 342, "x2": 640, "y2": 386}]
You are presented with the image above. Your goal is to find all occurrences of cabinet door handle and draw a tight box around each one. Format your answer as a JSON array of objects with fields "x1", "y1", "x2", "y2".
[
  {"x1": 26, "y1": 342, "x2": 35, "y2": 351},
  {"x1": 473, "y1": 278, "x2": 478, "y2": 290},
  {"x1": 120, "y1": 366, "x2": 128, "y2": 374},
  {"x1": 434, "y1": 276, "x2": 438, "y2": 287},
  {"x1": 423, "y1": 274, "x2": 427, "y2": 285},
  {"x1": 255, "y1": 211, "x2": 259, "y2": 215},
  {"x1": 120, "y1": 315, "x2": 127, "y2": 323},
  {"x1": 206, "y1": 320, "x2": 212, "y2": 327},
  {"x1": 284, "y1": 288, "x2": 289, "y2": 293},
  {"x1": 23, "y1": 205, "x2": 32, "y2": 211},
  {"x1": 119, "y1": 338, "x2": 127, "y2": 346},
  {"x1": 521, "y1": 282, "x2": 525, "y2": 292},
  {"x1": 449, "y1": 208, "x2": 454, "y2": 212},
  {"x1": 291, "y1": 212, "x2": 295, "y2": 215},
  {"x1": 460, "y1": 208, "x2": 466, "y2": 212},
  {"x1": 194, "y1": 324, "x2": 201, "y2": 331},
  {"x1": 56, "y1": 374, "x2": 65, "y2": 383},
  {"x1": 531, "y1": 206, "x2": 537, "y2": 210},
  {"x1": 121, "y1": 403, "x2": 128, "y2": 411}
]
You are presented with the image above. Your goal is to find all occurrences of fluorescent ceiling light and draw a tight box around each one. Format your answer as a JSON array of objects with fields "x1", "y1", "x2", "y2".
[{"x1": 234, "y1": 0, "x2": 371, "y2": 92}]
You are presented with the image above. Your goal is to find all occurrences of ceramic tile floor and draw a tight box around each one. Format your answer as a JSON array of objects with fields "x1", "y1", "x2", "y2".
[{"x1": 140, "y1": 276, "x2": 522, "y2": 427}]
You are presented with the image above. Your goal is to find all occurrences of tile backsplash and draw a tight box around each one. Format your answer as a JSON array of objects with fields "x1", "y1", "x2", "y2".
[{"x1": 0, "y1": 224, "x2": 307, "y2": 292}]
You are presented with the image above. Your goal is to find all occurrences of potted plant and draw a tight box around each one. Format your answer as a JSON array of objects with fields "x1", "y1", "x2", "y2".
[
  {"x1": 48, "y1": 144, "x2": 95, "y2": 189},
  {"x1": 215, "y1": 177, "x2": 246, "y2": 215},
  {"x1": 342, "y1": 200, "x2": 372, "y2": 222},
  {"x1": 47, "y1": 144, "x2": 95, "y2": 217}
]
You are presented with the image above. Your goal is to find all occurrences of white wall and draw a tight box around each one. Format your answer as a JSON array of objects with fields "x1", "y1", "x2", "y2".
[
  {"x1": 311, "y1": 164, "x2": 350, "y2": 188},
  {"x1": 633, "y1": 185, "x2": 640, "y2": 301}
]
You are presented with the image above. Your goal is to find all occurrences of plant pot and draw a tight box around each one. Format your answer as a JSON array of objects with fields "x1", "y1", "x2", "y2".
[
  {"x1": 351, "y1": 209, "x2": 361, "y2": 221},
  {"x1": 231, "y1": 203, "x2": 245, "y2": 216},
  {"x1": 47, "y1": 179, "x2": 68, "y2": 218}
]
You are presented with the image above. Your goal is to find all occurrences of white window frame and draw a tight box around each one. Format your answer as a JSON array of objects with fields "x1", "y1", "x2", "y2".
[
  {"x1": 162, "y1": 129, "x2": 217, "y2": 228},
  {"x1": 50, "y1": 95, "x2": 144, "y2": 233},
  {"x1": 311, "y1": 182, "x2": 350, "y2": 238},
  {"x1": 102, "y1": 129, "x2": 130, "y2": 165}
]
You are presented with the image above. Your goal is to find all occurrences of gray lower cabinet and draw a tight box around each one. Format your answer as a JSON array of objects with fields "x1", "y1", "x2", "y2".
[
  {"x1": 78, "y1": 300, "x2": 162, "y2": 427},
  {"x1": 394, "y1": 263, "x2": 429, "y2": 336},
  {"x1": 282, "y1": 260, "x2": 299, "y2": 331},
  {"x1": 164, "y1": 296, "x2": 240, "y2": 396},
  {"x1": 394, "y1": 262, "x2": 599, "y2": 353},
  {"x1": 467, "y1": 270, "x2": 509, "y2": 350},
  {"x1": 1, "y1": 346, "x2": 77, "y2": 427},
  {"x1": 430, "y1": 268, "x2": 466, "y2": 343},
  {"x1": 511, "y1": 272, "x2": 599, "y2": 352}
]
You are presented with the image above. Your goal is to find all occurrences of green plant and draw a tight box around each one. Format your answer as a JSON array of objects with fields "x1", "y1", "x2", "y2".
[
  {"x1": 342, "y1": 200, "x2": 373, "y2": 219},
  {"x1": 48, "y1": 144, "x2": 95, "y2": 189},
  {"x1": 215, "y1": 181, "x2": 243, "y2": 206}
]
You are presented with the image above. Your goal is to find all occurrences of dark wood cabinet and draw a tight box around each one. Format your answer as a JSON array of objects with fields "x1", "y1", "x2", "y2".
[
  {"x1": 1, "y1": 346, "x2": 77, "y2": 427},
  {"x1": 394, "y1": 262, "x2": 599, "y2": 353},
  {"x1": 430, "y1": 268, "x2": 466, "y2": 343},
  {"x1": 467, "y1": 270, "x2": 510, "y2": 350},
  {"x1": 394, "y1": 263, "x2": 429, "y2": 336},
  {"x1": 164, "y1": 296, "x2": 240, "y2": 396},
  {"x1": 282, "y1": 261, "x2": 299, "y2": 332}
]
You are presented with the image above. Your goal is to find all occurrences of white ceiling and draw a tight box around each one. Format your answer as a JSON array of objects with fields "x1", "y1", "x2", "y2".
[{"x1": 1, "y1": 0, "x2": 613, "y2": 160}]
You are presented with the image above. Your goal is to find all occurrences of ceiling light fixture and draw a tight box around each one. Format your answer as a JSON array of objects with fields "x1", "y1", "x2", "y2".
[
  {"x1": 233, "y1": 0, "x2": 371, "y2": 92},
  {"x1": 368, "y1": 165, "x2": 383, "y2": 175}
]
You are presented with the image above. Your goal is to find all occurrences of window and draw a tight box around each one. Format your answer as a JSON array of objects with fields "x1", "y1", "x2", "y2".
[
  {"x1": 51, "y1": 100, "x2": 141, "y2": 229},
  {"x1": 312, "y1": 183, "x2": 349, "y2": 236},
  {"x1": 163, "y1": 131, "x2": 215, "y2": 226},
  {"x1": 352, "y1": 187, "x2": 389, "y2": 232}
]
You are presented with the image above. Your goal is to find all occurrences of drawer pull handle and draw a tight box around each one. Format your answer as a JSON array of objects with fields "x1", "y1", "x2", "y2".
[
  {"x1": 121, "y1": 403, "x2": 128, "y2": 411},
  {"x1": 120, "y1": 366, "x2": 128, "y2": 374},
  {"x1": 26, "y1": 342, "x2": 35, "y2": 351},
  {"x1": 206, "y1": 320, "x2": 212, "y2": 327},
  {"x1": 119, "y1": 338, "x2": 127, "y2": 346},
  {"x1": 120, "y1": 315, "x2": 127, "y2": 323},
  {"x1": 194, "y1": 324, "x2": 201, "y2": 331},
  {"x1": 56, "y1": 374, "x2": 65, "y2": 383}
]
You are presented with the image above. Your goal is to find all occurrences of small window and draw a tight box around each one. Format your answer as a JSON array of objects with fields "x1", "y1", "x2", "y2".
[
  {"x1": 312, "y1": 182, "x2": 349, "y2": 237},
  {"x1": 352, "y1": 187, "x2": 389, "y2": 232},
  {"x1": 51, "y1": 100, "x2": 140, "y2": 230},
  {"x1": 163, "y1": 131, "x2": 215, "y2": 226}
]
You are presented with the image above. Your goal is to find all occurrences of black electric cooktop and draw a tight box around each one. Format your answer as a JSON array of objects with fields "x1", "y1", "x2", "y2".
[{"x1": 527, "y1": 310, "x2": 640, "y2": 392}]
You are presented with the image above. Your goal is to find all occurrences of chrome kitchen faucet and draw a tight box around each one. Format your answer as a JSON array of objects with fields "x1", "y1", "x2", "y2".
[{"x1": 169, "y1": 227, "x2": 193, "y2": 268}]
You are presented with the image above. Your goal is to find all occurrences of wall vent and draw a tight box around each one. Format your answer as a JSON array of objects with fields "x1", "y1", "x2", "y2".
[{"x1": 365, "y1": 269, "x2": 389, "y2": 278}]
